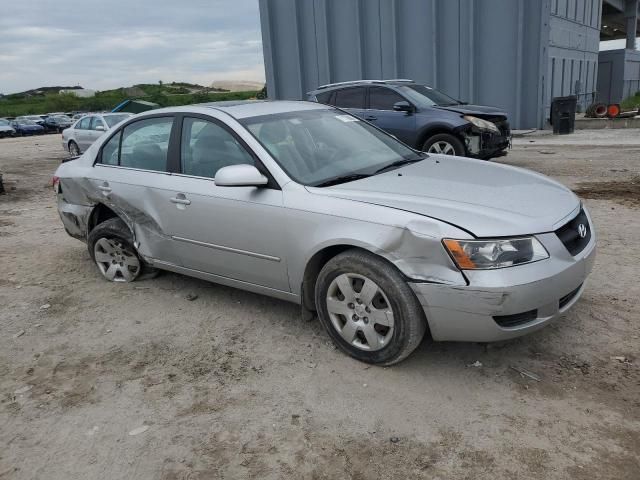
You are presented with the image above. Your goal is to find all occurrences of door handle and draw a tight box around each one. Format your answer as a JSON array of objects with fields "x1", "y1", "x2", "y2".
[
  {"x1": 170, "y1": 197, "x2": 191, "y2": 205},
  {"x1": 364, "y1": 115, "x2": 377, "y2": 121}
]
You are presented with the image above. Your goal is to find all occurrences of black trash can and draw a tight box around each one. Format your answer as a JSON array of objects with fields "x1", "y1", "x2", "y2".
[{"x1": 550, "y1": 96, "x2": 577, "y2": 134}]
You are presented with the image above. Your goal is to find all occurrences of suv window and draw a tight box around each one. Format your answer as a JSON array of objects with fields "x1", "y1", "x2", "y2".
[
  {"x1": 333, "y1": 87, "x2": 365, "y2": 109},
  {"x1": 369, "y1": 87, "x2": 406, "y2": 110},
  {"x1": 77, "y1": 117, "x2": 91, "y2": 130},
  {"x1": 314, "y1": 91, "x2": 332, "y2": 105},
  {"x1": 180, "y1": 117, "x2": 254, "y2": 179},
  {"x1": 90, "y1": 117, "x2": 106, "y2": 130}
]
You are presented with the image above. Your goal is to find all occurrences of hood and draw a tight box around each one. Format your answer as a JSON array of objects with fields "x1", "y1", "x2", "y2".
[
  {"x1": 435, "y1": 104, "x2": 506, "y2": 118},
  {"x1": 307, "y1": 156, "x2": 579, "y2": 237},
  {"x1": 0, "y1": 125, "x2": 14, "y2": 132}
]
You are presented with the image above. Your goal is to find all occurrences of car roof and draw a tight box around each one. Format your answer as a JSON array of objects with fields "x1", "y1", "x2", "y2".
[
  {"x1": 308, "y1": 79, "x2": 417, "y2": 94},
  {"x1": 146, "y1": 100, "x2": 332, "y2": 120}
]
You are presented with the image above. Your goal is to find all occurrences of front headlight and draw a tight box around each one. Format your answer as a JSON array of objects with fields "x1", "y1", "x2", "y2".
[
  {"x1": 443, "y1": 237, "x2": 549, "y2": 270},
  {"x1": 463, "y1": 115, "x2": 500, "y2": 134}
]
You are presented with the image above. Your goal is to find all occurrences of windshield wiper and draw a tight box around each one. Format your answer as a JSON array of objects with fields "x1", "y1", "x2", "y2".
[
  {"x1": 314, "y1": 173, "x2": 371, "y2": 188},
  {"x1": 374, "y1": 156, "x2": 425, "y2": 174}
]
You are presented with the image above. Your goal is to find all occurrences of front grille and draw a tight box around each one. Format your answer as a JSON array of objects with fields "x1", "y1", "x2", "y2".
[
  {"x1": 555, "y1": 208, "x2": 591, "y2": 256},
  {"x1": 494, "y1": 309, "x2": 538, "y2": 328},
  {"x1": 559, "y1": 284, "x2": 582, "y2": 309}
]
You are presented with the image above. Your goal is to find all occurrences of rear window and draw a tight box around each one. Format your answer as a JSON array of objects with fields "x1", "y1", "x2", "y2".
[
  {"x1": 333, "y1": 87, "x2": 365, "y2": 109},
  {"x1": 314, "y1": 91, "x2": 332, "y2": 105}
]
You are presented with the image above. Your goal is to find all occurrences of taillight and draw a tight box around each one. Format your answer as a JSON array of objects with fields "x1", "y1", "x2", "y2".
[{"x1": 52, "y1": 176, "x2": 60, "y2": 193}]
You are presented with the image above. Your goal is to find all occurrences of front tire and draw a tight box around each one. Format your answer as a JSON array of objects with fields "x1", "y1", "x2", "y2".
[
  {"x1": 315, "y1": 249, "x2": 427, "y2": 365},
  {"x1": 87, "y1": 218, "x2": 156, "y2": 282},
  {"x1": 422, "y1": 133, "x2": 465, "y2": 156}
]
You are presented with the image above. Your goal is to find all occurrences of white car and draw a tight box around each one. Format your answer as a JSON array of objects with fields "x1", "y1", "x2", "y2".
[
  {"x1": 62, "y1": 113, "x2": 132, "y2": 156},
  {"x1": 0, "y1": 118, "x2": 16, "y2": 138}
]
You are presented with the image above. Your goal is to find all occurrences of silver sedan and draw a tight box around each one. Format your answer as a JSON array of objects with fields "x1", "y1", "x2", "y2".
[
  {"x1": 62, "y1": 113, "x2": 132, "y2": 155},
  {"x1": 53, "y1": 101, "x2": 595, "y2": 365}
]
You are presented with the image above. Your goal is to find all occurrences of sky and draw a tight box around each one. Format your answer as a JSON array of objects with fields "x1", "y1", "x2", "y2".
[
  {"x1": 600, "y1": 38, "x2": 640, "y2": 51},
  {"x1": 0, "y1": 0, "x2": 265, "y2": 94}
]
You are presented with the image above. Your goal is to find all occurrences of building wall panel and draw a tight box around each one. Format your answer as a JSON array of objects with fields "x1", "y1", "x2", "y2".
[{"x1": 259, "y1": 0, "x2": 603, "y2": 128}]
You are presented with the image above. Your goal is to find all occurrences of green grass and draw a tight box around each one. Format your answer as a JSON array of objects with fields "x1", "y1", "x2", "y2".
[
  {"x1": 0, "y1": 84, "x2": 259, "y2": 117},
  {"x1": 620, "y1": 91, "x2": 640, "y2": 111}
]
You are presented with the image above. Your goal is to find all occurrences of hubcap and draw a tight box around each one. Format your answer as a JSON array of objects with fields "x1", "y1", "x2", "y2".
[
  {"x1": 326, "y1": 273, "x2": 395, "y2": 351},
  {"x1": 94, "y1": 238, "x2": 140, "y2": 282},
  {"x1": 427, "y1": 141, "x2": 456, "y2": 155}
]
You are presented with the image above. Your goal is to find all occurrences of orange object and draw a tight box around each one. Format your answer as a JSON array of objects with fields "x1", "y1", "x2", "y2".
[
  {"x1": 443, "y1": 239, "x2": 476, "y2": 269},
  {"x1": 607, "y1": 104, "x2": 620, "y2": 118}
]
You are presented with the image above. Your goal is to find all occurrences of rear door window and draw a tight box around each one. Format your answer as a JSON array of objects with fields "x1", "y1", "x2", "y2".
[
  {"x1": 120, "y1": 117, "x2": 173, "y2": 172},
  {"x1": 333, "y1": 87, "x2": 365, "y2": 109},
  {"x1": 99, "y1": 117, "x2": 174, "y2": 171},
  {"x1": 77, "y1": 117, "x2": 91, "y2": 130}
]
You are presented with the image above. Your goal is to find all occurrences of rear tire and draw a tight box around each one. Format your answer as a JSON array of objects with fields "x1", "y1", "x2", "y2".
[
  {"x1": 87, "y1": 218, "x2": 158, "y2": 282},
  {"x1": 422, "y1": 133, "x2": 465, "y2": 156},
  {"x1": 68, "y1": 141, "x2": 80, "y2": 156},
  {"x1": 315, "y1": 249, "x2": 427, "y2": 365}
]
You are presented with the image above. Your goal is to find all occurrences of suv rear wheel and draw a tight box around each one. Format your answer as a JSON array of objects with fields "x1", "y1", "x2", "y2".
[{"x1": 422, "y1": 133, "x2": 465, "y2": 156}]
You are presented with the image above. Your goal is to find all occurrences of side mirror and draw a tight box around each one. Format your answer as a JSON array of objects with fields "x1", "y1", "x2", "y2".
[
  {"x1": 393, "y1": 101, "x2": 414, "y2": 113},
  {"x1": 95, "y1": 125, "x2": 105, "y2": 131},
  {"x1": 214, "y1": 164, "x2": 268, "y2": 187}
]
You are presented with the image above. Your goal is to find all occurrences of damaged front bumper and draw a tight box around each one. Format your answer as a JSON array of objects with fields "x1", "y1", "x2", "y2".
[
  {"x1": 409, "y1": 232, "x2": 596, "y2": 342},
  {"x1": 462, "y1": 121, "x2": 511, "y2": 159}
]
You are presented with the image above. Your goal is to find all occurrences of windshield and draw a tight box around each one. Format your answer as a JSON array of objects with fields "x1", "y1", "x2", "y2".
[
  {"x1": 18, "y1": 119, "x2": 37, "y2": 125},
  {"x1": 104, "y1": 114, "x2": 130, "y2": 128},
  {"x1": 241, "y1": 109, "x2": 422, "y2": 186},
  {"x1": 399, "y1": 84, "x2": 462, "y2": 107},
  {"x1": 0, "y1": 119, "x2": 9, "y2": 126}
]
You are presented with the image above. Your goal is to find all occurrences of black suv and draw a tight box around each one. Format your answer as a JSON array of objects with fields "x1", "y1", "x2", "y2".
[{"x1": 307, "y1": 79, "x2": 510, "y2": 160}]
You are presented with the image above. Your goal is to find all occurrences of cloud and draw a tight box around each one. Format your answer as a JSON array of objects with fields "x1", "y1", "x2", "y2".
[{"x1": 0, "y1": 0, "x2": 265, "y2": 94}]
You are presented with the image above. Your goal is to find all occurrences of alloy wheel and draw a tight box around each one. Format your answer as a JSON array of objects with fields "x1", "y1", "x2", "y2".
[
  {"x1": 326, "y1": 273, "x2": 395, "y2": 351},
  {"x1": 93, "y1": 237, "x2": 140, "y2": 282},
  {"x1": 427, "y1": 141, "x2": 456, "y2": 155}
]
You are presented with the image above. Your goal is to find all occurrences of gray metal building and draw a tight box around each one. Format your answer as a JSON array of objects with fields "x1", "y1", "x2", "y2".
[
  {"x1": 259, "y1": 0, "x2": 640, "y2": 129},
  {"x1": 597, "y1": 0, "x2": 640, "y2": 104}
]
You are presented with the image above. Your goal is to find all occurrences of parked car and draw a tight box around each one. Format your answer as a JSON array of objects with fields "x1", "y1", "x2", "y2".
[
  {"x1": 0, "y1": 118, "x2": 16, "y2": 137},
  {"x1": 62, "y1": 113, "x2": 132, "y2": 155},
  {"x1": 307, "y1": 79, "x2": 511, "y2": 159},
  {"x1": 11, "y1": 118, "x2": 45, "y2": 135},
  {"x1": 44, "y1": 115, "x2": 73, "y2": 133},
  {"x1": 54, "y1": 101, "x2": 595, "y2": 365},
  {"x1": 16, "y1": 115, "x2": 46, "y2": 126}
]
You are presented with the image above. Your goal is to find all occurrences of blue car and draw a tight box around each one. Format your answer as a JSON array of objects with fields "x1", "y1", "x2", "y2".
[
  {"x1": 307, "y1": 79, "x2": 511, "y2": 160},
  {"x1": 11, "y1": 118, "x2": 45, "y2": 136}
]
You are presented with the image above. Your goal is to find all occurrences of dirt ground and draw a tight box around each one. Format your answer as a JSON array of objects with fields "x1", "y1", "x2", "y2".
[{"x1": 0, "y1": 131, "x2": 638, "y2": 479}]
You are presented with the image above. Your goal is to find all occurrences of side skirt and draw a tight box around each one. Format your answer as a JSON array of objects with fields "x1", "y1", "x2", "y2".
[{"x1": 150, "y1": 259, "x2": 301, "y2": 305}]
